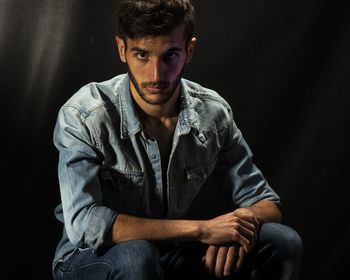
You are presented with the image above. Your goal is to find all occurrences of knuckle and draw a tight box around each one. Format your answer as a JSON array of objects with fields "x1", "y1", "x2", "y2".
[
  {"x1": 232, "y1": 222, "x2": 238, "y2": 228},
  {"x1": 231, "y1": 231, "x2": 238, "y2": 240}
]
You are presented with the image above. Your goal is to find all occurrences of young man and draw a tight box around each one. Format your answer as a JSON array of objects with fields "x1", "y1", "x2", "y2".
[{"x1": 52, "y1": 0, "x2": 302, "y2": 279}]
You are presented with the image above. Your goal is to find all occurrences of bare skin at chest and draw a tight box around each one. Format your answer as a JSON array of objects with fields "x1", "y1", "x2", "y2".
[{"x1": 142, "y1": 114, "x2": 178, "y2": 171}]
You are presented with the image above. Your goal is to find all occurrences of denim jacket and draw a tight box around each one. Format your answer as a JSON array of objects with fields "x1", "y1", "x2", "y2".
[{"x1": 52, "y1": 74, "x2": 280, "y2": 267}]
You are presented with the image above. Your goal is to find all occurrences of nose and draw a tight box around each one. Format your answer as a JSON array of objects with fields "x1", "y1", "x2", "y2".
[{"x1": 148, "y1": 57, "x2": 163, "y2": 82}]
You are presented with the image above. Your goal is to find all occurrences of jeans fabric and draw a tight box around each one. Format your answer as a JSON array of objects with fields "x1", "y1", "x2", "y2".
[{"x1": 53, "y1": 223, "x2": 303, "y2": 280}]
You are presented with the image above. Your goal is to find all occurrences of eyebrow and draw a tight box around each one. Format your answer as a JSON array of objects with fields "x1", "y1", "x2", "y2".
[
  {"x1": 130, "y1": 47, "x2": 147, "y2": 52},
  {"x1": 166, "y1": 47, "x2": 183, "y2": 52}
]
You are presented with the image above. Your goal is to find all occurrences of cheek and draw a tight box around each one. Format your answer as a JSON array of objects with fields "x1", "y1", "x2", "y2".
[
  {"x1": 127, "y1": 64, "x2": 144, "y2": 81},
  {"x1": 168, "y1": 61, "x2": 185, "y2": 78}
]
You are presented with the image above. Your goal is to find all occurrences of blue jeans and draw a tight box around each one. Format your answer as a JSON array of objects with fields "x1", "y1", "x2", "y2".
[{"x1": 53, "y1": 223, "x2": 303, "y2": 279}]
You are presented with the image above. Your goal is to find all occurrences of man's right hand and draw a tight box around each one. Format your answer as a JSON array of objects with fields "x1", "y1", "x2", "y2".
[{"x1": 198, "y1": 211, "x2": 258, "y2": 253}]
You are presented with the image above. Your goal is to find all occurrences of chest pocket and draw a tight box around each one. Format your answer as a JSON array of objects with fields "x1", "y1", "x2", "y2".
[
  {"x1": 101, "y1": 169, "x2": 144, "y2": 215},
  {"x1": 181, "y1": 159, "x2": 218, "y2": 210},
  {"x1": 185, "y1": 159, "x2": 217, "y2": 182}
]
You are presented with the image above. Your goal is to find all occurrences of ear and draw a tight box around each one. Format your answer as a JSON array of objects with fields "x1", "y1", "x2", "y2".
[
  {"x1": 185, "y1": 37, "x2": 197, "y2": 63},
  {"x1": 115, "y1": 36, "x2": 127, "y2": 63}
]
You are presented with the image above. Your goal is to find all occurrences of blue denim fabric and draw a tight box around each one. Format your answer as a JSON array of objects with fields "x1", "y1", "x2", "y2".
[
  {"x1": 53, "y1": 223, "x2": 302, "y2": 279},
  {"x1": 52, "y1": 74, "x2": 281, "y2": 273}
]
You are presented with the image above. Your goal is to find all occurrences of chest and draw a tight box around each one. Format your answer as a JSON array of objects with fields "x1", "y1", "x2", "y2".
[{"x1": 144, "y1": 122, "x2": 176, "y2": 166}]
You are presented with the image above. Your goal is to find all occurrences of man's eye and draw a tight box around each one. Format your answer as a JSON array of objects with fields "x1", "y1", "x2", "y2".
[
  {"x1": 164, "y1": 52, "x2": 178, "y2": 60},
  {"x1": 136, "y1": 52, "x2": 148, "y2": 60}
]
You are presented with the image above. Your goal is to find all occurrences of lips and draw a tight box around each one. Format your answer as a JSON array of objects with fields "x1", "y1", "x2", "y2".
[{"x1": 144, "y1": 85, "x2": 168, "y2": 93}]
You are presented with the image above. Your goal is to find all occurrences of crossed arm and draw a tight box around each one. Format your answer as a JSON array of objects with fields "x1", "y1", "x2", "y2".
[{"x1": 108, "y1": 199, "x2": 281, "y2": 278}]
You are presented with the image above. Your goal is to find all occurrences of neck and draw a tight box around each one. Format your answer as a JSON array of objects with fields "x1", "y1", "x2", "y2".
[{"x1": 130, "y1": 82, "x2": 181, "y2": 120}]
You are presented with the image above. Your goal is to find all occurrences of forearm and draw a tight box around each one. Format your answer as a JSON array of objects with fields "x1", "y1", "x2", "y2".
[
  {"x1": 245, "y1": 200, "x2": 282, "y2": 224},
  {"x1": 106, "y1": 201, "x2": 281, "y2": 245},
  {"x1": 108, "y1": 213, "x2": 202, "y2": 244}
]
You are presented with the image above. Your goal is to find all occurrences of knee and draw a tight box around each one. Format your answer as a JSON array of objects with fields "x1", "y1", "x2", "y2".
[
  {"x1": 259, "y1": 223, "x2": 303, "y2": 262},
  {"x1": 111, "y1": 240, "x2": 163, "y2": 279}
]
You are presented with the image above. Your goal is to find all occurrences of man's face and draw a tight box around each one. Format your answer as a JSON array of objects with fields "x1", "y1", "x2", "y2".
[{"x1": 116, "y1": 26, "x2": 196, "y2": 105}]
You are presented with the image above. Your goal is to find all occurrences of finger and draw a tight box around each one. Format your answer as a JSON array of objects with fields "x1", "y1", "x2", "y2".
[
  {"x1": 234, "y1": 222, "x2": 257, "y2": 251},
  {"x1": 233, "y1": 209, "x2": 259, "y2": 226},
  {"x1": 237, "y1": 217, "x2": 257, "y2": 232},
  {"x1": 238, "y1": 213, "x2": 260, "y2": 228},
  {"x1": 234, "y1": 217, "x2": 259, "y2": 243},
  {"x1": 236, "y1": 218, "x2": 258, "y2": 241},
  {"x1": 223, "y1": 245, "x2": 237, "y2": 277},
  {"x1": 235, "y1": 246, "x2": 247, "y2": 272},
  {"x1": 204, "y1": 245, "x2": 219, "y2": 275},
  {"x1": 233, "y1": 230, "x2": 251, "y2": 253},
  {"x1": 215, "y1": 246, "x2": 229, "y2": 278}
]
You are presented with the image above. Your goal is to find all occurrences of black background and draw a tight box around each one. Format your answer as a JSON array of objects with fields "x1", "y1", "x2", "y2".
[{"x1": 1, "y1": 0, "x2": 349, "y2": 279}]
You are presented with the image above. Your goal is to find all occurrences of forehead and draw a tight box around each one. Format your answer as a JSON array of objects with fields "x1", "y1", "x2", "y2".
[{"x1": 126, "y1": 25, "x2": 186, "y2": 51}]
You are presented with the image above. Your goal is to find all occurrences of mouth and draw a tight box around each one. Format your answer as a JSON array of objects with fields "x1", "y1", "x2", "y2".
[{"x1": 144, "y1": 85, "x2": 169, "y2": 93}]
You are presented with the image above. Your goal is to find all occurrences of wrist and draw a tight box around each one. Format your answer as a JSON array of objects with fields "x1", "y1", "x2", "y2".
[{"x1": 195, "y1": 220, "x2": 207, "y2": 242}]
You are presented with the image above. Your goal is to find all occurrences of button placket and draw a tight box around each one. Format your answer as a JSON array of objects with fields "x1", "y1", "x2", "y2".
[{"x1": 146, "y1": 138, "x2": 163, "y2": 213}]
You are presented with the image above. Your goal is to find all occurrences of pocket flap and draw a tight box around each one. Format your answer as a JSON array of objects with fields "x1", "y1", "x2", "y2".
[{"x1": 185, "y1": 159, "x2": 217, "y2": 181}]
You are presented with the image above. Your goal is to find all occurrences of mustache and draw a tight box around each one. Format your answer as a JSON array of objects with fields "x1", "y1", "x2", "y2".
[{"x1": 141, "y1": 81, "x2": 170, "y2": 87}]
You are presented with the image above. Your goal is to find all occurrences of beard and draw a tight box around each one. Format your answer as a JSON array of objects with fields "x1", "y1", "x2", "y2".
[{"x1": 127, "y1": 65, "x2": 185, "y2": 105}]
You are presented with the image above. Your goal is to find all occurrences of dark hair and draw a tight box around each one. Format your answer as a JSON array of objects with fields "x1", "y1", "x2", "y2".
[{"x1": 118, "y1": 0, "x2": 195, "y2": 44}]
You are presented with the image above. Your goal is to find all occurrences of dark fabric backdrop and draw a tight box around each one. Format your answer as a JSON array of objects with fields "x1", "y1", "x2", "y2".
[{"x1": 1, "y1": 0, "x2": 349, "y2": 279}]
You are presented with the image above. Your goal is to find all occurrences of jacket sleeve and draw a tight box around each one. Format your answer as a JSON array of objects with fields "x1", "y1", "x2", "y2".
[
  {"x1": 212, "y1": 106, "x2": 281, "y2": 208},
  {"x1": 53, "y1": 105, "x2": 116, "y2": 252}
]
